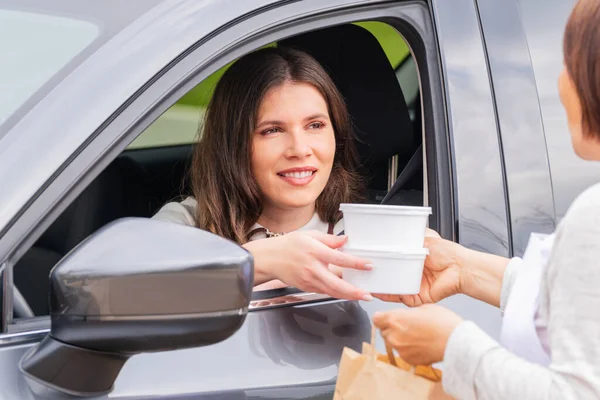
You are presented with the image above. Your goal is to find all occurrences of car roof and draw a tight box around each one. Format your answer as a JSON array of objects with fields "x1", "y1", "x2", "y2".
[{"x1": 0, "y1": 0, "x2": 162, "y2": 25}]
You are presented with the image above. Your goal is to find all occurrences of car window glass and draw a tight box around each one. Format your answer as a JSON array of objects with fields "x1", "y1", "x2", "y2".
[{"x1": 0, "y1": 10, "x2": 99, "y2": 128}]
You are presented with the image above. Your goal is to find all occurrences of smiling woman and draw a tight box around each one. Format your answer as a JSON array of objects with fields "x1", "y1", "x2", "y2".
[
  {"x1": 251, "y1": 82, "x2": 337, "y2": 229},
  {"x1": 152, "y1": 47, "x2": 373, "y2": 300}
]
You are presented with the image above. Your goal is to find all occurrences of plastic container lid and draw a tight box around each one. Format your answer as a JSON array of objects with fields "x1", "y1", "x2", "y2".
[{"x1": 339, "y1": 203, "x2": 432, "y2": 216}]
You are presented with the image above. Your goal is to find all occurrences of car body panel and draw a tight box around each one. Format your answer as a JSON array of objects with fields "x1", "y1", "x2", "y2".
[
  {"x1": 477, "y1": 0, "x2": 557, "y2": 257},
  {"x1": 431, "y1": 0, "x2": 511, "y2": 257},
  {"x1": 1, "y1": 301, "x2": 399, "y2": 399}
]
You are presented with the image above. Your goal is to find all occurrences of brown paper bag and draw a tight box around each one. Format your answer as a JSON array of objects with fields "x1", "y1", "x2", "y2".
[{"x1": 333, "y1": 328, "x2": 453, "y2": 400}]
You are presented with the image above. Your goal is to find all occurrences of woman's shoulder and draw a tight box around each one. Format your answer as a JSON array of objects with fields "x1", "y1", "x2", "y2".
[
  {"x1": 152, "y1": 196, "x2": 198, "y2": 227},
  {"x1": 549, "y1": 183, "x2": 600, "y2": 277},
  {"x1": 559, "y1": 183, "x2": 600, "y2": 231}
]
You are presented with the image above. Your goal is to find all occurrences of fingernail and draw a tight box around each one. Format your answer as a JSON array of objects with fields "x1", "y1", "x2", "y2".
[
  {"x1": 365, "y1": 263, "x2": 375, "y2": 270},
  {"x1": 363, "y1": 293, "x2": 373, "y2": 301}
]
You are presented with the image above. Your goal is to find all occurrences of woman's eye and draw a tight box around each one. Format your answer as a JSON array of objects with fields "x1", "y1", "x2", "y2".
[
  {"x1": 308, "y1": 121, "x2": 325, "y2": 130},
  {"x1": 260, "y1": 127, "x2": 280, "y2": 135}
]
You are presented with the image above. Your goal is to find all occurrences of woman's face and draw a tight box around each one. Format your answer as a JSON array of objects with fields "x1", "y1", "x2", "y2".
[
  {"x1": 558, "y1": 66, "x2": 600, "y2": 160},
  {"x1": 251, "y1": 81, "x2": 336, "y2": 213}
]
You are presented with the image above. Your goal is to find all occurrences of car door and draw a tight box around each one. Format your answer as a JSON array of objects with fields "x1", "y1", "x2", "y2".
[
  {"x1": 1, "y1": 0, "x2": 511, "y2": 399},
  {"x1": 474, "y1": 0, "x2": 557, "y2": 257}
]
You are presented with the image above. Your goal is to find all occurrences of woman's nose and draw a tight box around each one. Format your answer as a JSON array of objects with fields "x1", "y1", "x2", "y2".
[{"x1": 285, "y1": 129, "x2": 313, "y2": 159}]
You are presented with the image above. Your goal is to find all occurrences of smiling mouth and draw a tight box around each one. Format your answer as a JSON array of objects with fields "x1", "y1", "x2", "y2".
[{"x1": 277, "y1": 170, "x2": 316, "y2": 179}]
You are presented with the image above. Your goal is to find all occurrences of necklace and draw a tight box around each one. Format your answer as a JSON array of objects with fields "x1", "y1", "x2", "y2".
[
  {"x1": 264, "y1": 228, "x2": 285, "y2": 238},
  {"x1": 246, "y1": 221, "x2": 335, "y2": 241},
  {"x1": 246, "y1": 226, "x2": 285, "y2": 240}
]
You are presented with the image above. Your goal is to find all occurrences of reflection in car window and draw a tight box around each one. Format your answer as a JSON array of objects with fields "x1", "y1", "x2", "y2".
[{"x1": 0, "y1": 10, "x2": 99, "y2": 128}]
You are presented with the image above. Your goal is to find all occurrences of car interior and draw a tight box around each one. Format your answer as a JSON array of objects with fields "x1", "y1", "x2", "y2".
[{"x1": 13, "y1": 21, "x2": 424, "y2": 317}]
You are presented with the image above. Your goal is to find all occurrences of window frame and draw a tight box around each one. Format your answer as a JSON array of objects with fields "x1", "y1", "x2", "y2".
[{"x1": 1, "y1": 0, "x2": 452, "y2": 334}]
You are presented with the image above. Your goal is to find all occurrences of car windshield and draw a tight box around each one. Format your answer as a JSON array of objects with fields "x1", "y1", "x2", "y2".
[{"x1": 0, "y1": 9, "x2": 99, "y2": 130}]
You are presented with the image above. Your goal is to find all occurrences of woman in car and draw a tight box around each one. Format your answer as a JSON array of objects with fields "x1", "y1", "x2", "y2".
[
  {"x1": 373, "y1": 0, "x2": 600, "y2": 398},
  {"x1": 153, "y1": 46, "x2": 376, "y2": 301}
]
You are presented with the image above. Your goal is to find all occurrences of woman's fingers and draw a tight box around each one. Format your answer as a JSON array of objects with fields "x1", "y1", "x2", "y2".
[
  {"x1": 373, "y1": 305, "x2": 463, "y2": 365},
  {"x1": 254, "y1": 279, "x2": 288, "y2": 291},
  {"x1": 313, "y1": 267, "x2": 372, "y2": 301},
  {"x1": 274, "y1": 231, "x2": 373, "y2": 301},
  {"x1": 424, "y1": 228, "x2": 441, "y2": 238},
  {"x1": 373, "y1": 309, "x2": 410, "y2": 330},
  {"x1": 372, "y1": 293, "x2": 405, "y2": 303},
  {"x1": 328, "y1": 264, "x2": 344, "y2": 277},
  {"x1": 316, "y1": 242, "x2": 373, "y2": 271},
  {"x1": 373, "y1": 311, "x2": 389, "y2": 328},
  {"x1": 304, "y1": 231, "x2": 371, "y2": 270}
]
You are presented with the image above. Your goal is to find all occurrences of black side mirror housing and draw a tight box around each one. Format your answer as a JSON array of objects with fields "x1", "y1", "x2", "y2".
[{"x1": 19, "y1": 218, "x2": 253, "y2": 397}]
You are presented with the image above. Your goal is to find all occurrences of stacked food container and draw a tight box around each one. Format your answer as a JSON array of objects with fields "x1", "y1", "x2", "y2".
[{"x1": 339, "y1": 203, "x2": 432, "y2": 295}]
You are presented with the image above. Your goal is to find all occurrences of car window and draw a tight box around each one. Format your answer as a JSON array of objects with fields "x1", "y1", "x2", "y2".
[
  {"x1": 10, "y1": 19, "x2": 423, "y2": 319},
  {"x1": 126, "y1": 22, "x2": 412, "y2": 150},
  {"x1": 0, "y1": 10, "x2": 99, "y2": 128}
]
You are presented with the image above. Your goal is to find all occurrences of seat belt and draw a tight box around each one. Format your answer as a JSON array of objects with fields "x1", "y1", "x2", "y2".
[{"x1": 381, "y1": 144, "x2": 423, "y2": 204}]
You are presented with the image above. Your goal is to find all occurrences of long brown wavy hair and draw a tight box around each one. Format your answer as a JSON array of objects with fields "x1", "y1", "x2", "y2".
[{"x1": 190, "y1": 46, "x2": 364, "y2": 244}]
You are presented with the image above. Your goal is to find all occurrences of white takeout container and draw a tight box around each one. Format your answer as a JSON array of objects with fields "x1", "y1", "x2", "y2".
[
  {"x1": 340, "y1": 203, "x2": 432, "y2": 250},
  {"x1": 341, "y1": 247, "x2": 429, "y2": 295}
]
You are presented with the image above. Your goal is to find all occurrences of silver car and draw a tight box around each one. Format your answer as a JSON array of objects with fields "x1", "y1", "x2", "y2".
[{"x1": 0, "y1": 0, "x2": 591, "y2": 398}]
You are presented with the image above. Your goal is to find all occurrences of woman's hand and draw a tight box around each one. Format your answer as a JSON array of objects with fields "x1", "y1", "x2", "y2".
[
  {"x1": 373, "y1": 304, "x2": 463, "y2": 365},
  {"x1": 374, "y1": 229, "x2": 465, "y2": 306},
  {"x1": 243, "y1": 231, "x2": 374, "y2": 301},
  {"x1": 375, "y1": 227, "x2": 511, "y2": 308}
]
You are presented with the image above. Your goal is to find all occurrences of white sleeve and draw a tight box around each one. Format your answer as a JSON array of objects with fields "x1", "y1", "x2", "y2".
[
  {"x1": 500, "y1": 257, "x2": 522, "y2": 314},
  {"x1": 151, "y1": 197, "x2": 197, "y2": 227}
]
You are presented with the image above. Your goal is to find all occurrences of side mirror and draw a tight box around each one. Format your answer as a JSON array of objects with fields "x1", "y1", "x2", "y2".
[{"x1": 19, "y1": 218, "x2": 253, "y2": 397}]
